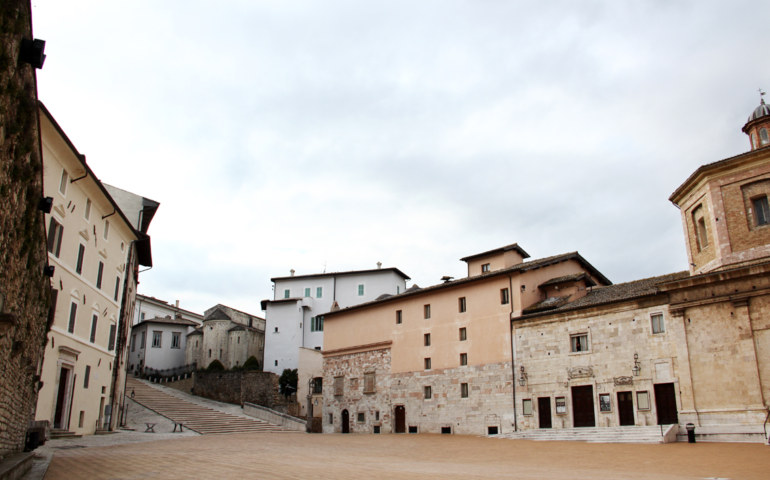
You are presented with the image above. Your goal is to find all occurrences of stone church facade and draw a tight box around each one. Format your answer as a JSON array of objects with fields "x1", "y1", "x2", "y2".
[{"x1": 185, "y1": 304, "x2": 265, "y2": 370}]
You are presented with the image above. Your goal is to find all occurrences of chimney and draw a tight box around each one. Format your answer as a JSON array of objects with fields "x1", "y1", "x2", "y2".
[
  {"x1": 175, "y1": 300, "x2": 179, "y2": 308},
  {"x1": 290, "y1": 269, "x2": 295, "y2": 277},
  {"x1": 377, "y1": 262, "x2": 382, "y2": 269}
]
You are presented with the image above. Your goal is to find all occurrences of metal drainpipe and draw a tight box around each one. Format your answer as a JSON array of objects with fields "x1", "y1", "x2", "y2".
[{"x1": 508, "y1": 274, "x2": 517, "y2": 432}]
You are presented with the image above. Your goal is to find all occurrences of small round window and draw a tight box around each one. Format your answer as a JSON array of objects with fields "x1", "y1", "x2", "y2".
[{"x1": 761, "y1": 128, "x2": 769, "y2": 145}]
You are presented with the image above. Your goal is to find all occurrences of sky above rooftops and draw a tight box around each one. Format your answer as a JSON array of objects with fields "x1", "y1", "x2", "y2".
[{"x1": 33, "y1": 0, "x2": 768, "y2": 315}]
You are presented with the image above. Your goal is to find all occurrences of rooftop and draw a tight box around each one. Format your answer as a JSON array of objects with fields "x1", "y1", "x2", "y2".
[
  {"x1": 459, "y1": 243, "x2": 531, "y2": 262},
  {"x1": 271, "y1": 267, "x2": 410, "y2": 282},
  {"x1": 133, "y1": 316, "x2": 200, "y2": 328}
]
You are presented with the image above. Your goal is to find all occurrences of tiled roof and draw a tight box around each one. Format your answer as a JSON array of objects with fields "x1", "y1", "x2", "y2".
[
  {"x1": 133, "y1": 316, "x2": 200, "y2": 328},
  {"x1": 523, "y1": 295, "x2": 573, "y2": 314},
  {"x1": 517, "y1": 270, "x2": 690, "y2": 320},
  {"x1": 322, "y1": 251, "x2": 611, "y2": 318},
  {"x1": 187, "y1": 328, "x2": 203, "y2": 336},
  {"x1": 538, "y1": 272, "x2": 596, "y2": 288},
  {"x1": 271, "y1": 267, "x2": 410, "y2": 282},
  {"x1": 228, "y1": 324, "x2": 262, "y2": 333},
  {"x1": 460, "y1": 243, "x2": 531, "y2": 262},
  {"x1": 205, "y1": 308, "x2": 231, "y2": 321}
]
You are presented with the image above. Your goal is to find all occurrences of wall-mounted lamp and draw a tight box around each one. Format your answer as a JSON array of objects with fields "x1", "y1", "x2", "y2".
[
  {"x1": 38, "y1": 197, "x2": 53, "y2": 214},
  {"x1": 518, "y1": 365, "x2": 527, "y2": 387},
  {"x1": 520, "y1": 285, "x2": 526, "y2": 292},
  {"x1": 19, "y1": 38, "x2": 46, "y2": 69},
  {"x1": 632, "y1": 353, "x2": 641, "y2": 377},
  {"x1": 43, "y1": 266, "x2": 54, "y2": 277}
]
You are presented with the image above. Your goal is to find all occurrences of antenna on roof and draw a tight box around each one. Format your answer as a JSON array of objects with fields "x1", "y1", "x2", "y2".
[
  {"x1": 323, "y1": 261, "x2": 327, "y2": 273},
  {"x1": 441, "y1": 276, "x2": 454, "y2": 283}
]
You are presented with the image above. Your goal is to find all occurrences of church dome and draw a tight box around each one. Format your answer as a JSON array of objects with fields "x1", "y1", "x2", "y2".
[{"x1": 748, "y1": 100, "x2": 770, "y2": 122}]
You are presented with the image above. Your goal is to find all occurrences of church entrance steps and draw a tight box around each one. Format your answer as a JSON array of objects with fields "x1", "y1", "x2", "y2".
[
  {"x1": 126, "y1": 377, "x2": 301, "y2": 435},
  {"x1": 494, "y1": 425, "x2": 676, "y2": 444}
]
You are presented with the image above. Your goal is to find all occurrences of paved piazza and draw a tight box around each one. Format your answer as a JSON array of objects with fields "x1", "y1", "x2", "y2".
[{"x1": 41, "y1": 433, "x2": 770, "y2": 480}]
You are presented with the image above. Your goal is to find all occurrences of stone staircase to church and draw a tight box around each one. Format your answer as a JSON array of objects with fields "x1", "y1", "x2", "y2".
[
  {"x1": 126, "y1": 377, "x2": 300, "y2": 435},
  {"x1": 494, "y1": 425, "x2": 677, "y2": 444}
]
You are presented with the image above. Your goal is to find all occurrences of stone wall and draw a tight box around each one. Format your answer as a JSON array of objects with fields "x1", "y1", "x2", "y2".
[
  {"x1": 0, "y1": 0, "x2": 53, "y2": 460},
  {"x1": 193, "y1": 371, "x2": 278, "y2": 408},
  {"x1": 323, "y1": 347, "x2": 514, "y2": 435}
]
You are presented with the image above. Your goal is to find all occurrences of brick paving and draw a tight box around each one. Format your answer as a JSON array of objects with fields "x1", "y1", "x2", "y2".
[{"x1": 43, "y1": 432, "x2": 770, "y2": 480}]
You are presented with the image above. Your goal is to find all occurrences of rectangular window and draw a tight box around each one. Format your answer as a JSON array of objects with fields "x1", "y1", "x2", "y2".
[
  {"x1": 108, "y1": 325, "x2": 116, "y2": 351},
  {"x1": 310, "y1": 316, "x2": 323, "y2": 332},
  {"x1": 424, "y1": 386, "x2": 432, "y2": 400},
  {"x1": 397, "y1": 286, "x2": 400, "y2": 294},
  {"x1": 310, "y1": 316, "x2": 315, "y2": 332},
  {"x1": 284, "y1": 289, "x2": 290, "y2": 299},
  {"x1": 140, "y1": 331, "x2": 146, "y2": 348},
  {"x1": 424, "y1": 358, "x2": 431, "y2": 370},
  {"x1": 75, "y1": 244, "x2": 85, "y2": 275},
  {"x1": 59, "y1": 169, "x2": 68, "y2": 195},
  {"x1": 651, "y1": 313, "x2": 665, "y2": 334},
  {"x1": 501, "y1": 288, "x2": 510, "y2": 305},
  {"x1": 96, "y1": 261, "x2": 104, "y2": 289},
  {"x1": 461, "y1": 383, "x2": 469, "y2": 398},
  {"x1": 357, "y1": 413, "x2": 365, "y2": 423},
  {"x1": 481, "y1": 263, "x2": 490, "y2": 273},
  {"x1": 316, "y1": 287, "x2": 323, "y2": 298},
  {"x1": 424, "y1": 304, "x2": 431, "y2": 319},
  {"x1": 571, "y1": 333, "x2": 589, "y2": 353},
  {"x1": 522, "y1": 399, "x2": 532, "y2": 415},
  {"x1": 114, "y1": 276, "x2": 121, "y2": 301},
  {"x1": 375, "y1": 411, "x2": 380, "y2": 421},
  {"x1": 459, "y1": 297, "x2": 466, "y2": 313},
  {"x1": 459, "y1": 327, "x2": 467, "y2": 341},
  {"x1": 47, "y1": 217, "x2": 64, "y2": 257},
  {"x1": 140, "y1": 312, "x2": 145, "y2": 321},
  {"x1": 84, "y1": 365, "x2": 91, "y2": 388},
  {"x1": 599, "y1": 393, "x2": 612, "y2": 412},
  {"x1": 334, "y1": 376, "x2": 344, "y2": 396},
  {"x1": 68, "y1": 302, "x2": 78, "y2": 333},
  {"x1": 555, "y1": 396, "x2": 567, "y2": 414},
  {"x1": 424, "y1": 333, "x2": 431, "y2": 346},
  {"x1": 358, "y1": 284, "x2": 364, "y2": 296},
  {"x1": 103, "y1": 220, "x2": 110, "y2": 240},
  {"x1": 172, "y1": 332, "x2": 181, "y2": 348},
  {"x1": 755, "y1": 196, "x2": 770, "y2": 226},
  {"x1": 84, "y1": 198, "x2": 92, "y2": 221},
  {"x1": 304, "y1": 287, "x2": 311, "y2": 297},
  {"x1": 152, "y1": 331, "x2": 162, "y2": 348},
  {"x1": 396, "y1": 310, "x2": 402, "y2": 324},
  {"x1": 329, "y1": 413, "x2": 333, "y2": 424},
  {"x1": 637, "y1": 391, "x2": 650, "y2": 410},
  {"x1": 131, "y1": 334, "x2": 136, "y2": 352},
  {"x1": 89, "y1": 314, "x2": 98, "y2": 343},
  {"x1": 313, "y1": 378, "x2": 324, "y2": 394},
  {"x1": 460, "y1": 353, "x2": 467, "y2": 366},
  {"x1": 364, "y1": 373, "x2": 375, "y2": 393}
]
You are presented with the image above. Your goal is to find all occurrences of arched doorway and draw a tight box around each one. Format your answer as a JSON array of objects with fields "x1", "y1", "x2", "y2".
[
  {"x1": 394, "y1": 406, "x2": 406, "y2": 433},
  {"x1": 341, "y1": 409, "x2": 349, "y2": 434}
]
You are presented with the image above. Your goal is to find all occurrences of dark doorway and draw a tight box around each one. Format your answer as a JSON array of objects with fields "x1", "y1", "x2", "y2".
[
  {"x1": 394, "y1": 406, "x2": 406, "y2": 433},
  {"x1": 654, "y1": 383, "x2": 679, "y2": 425},
  {"x1": 341, "y1": 409, "x2": 349, "y2": 434},
  {"x1": 538, "y1": 397, "x2": 552, "y2": 429},
  {"x1": 617, "y1": 391, "x2": 634, "y2": 426},
  {"x1": 54, "y1": 367, "x2": 70, "y2": 429},
  {"x1": 571, "y1": 385, "x2": 596, "y2": 427}
]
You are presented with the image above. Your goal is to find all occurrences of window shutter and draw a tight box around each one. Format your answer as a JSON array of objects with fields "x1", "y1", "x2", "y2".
[
  {"x1": 108, "y1": 324, "x2": 116, "y2": 350},
  {"x1": 47, "y1": 218, "x2": 57, "y2": 252},
  {"x1": 310, "y1": 317, "x2": 315, "y2": 332}
]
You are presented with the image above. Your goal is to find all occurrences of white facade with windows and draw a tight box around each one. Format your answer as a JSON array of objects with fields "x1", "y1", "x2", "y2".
[
  {"x1": 130, "y1": 316, "x2": 200, "y2": 373},
  {"x1": 261, "y1": 267, "x2": 410, "y2": 375}
]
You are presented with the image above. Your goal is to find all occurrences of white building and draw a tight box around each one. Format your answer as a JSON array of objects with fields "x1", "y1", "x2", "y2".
[
  {"x1": 128, "y1": 295, "x2": 203, "y2": 373},
  {"x1": 261, "y1": 266, "x2": 410, "y2": 375}
]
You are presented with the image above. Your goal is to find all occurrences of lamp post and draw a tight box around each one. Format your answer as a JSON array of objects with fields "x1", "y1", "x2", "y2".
[
  {"x1": 632, "y1": 353, "x2": 641, "y2": 377},
  {"x1": 306, "y1": 379, "x2": 315, "y2": 433}
]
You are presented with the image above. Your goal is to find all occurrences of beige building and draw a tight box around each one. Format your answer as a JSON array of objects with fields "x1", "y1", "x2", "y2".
[
  {"x1": 321, "y1": 246, "x2": 611, "y2": 435},
  {"x1": 185, "y1": 304, "x2": 265, "y2": 370},
  {"x1": 36, "y1": 103, "x2": 156, "y2": 436}
]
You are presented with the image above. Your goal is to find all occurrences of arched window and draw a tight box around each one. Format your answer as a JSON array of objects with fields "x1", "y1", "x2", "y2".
[{"x1": 761, "y1": 128, "x2": 769, "y2": 145}]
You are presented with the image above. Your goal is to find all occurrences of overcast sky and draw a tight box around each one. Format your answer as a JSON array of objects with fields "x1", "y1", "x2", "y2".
[{"x1": 33, "y1": 1, "x2": 769, "y2": 316}]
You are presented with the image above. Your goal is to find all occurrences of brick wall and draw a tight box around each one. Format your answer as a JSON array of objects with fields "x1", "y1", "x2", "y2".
[
  {"x1": 0, "y1": 0, "x2": 53, "y2": 460},
  {"x1": 193, "y1": 371, "x2": 278, "y2": 408}
]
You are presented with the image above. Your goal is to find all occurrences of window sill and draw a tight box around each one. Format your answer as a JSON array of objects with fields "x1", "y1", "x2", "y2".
[
  {"x1": 651, "y1": 332, "x2": 666, "y2": 336},
  {"x1": 151, "y1": 346, "x2": 161, "y2": 348},
  {"x1": 568, "y1": 350, "x2": 591, "y2": 356}
]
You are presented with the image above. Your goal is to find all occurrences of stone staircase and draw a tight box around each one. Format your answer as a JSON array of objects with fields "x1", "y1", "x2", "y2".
[
  {"x1": 495, "y1": 425, "x2": 676, "y2": 444},
  {"x1": 126, "y1": 377, "x2": 299, "y2": 435},
  {"x1": 50, "y1": 429, "x2": 82, "y2": 439}
]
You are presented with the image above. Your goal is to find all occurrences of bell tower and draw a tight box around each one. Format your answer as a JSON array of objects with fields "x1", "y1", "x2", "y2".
[{"x1": 742, "y1": 90, "x2": 770, "y2": 151}]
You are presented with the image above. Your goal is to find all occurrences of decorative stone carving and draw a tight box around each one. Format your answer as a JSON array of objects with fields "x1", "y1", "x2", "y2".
[
  {"x1": 613, "y1": 376, "x2": 634, "y2": 386},
  {"x1": 567, "y1": 365, "x2": 593, "y2": 380}
]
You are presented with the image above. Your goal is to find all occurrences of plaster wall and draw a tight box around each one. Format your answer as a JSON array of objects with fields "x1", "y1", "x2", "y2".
[
  {"x1": 128, "y1": 322, "x2": 192, "y2": 371},
  {"x1": 298, "y1": 347, "x2": 323, "y2": 418}
]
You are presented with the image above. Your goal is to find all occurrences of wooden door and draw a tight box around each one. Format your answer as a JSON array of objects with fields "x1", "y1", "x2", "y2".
[
  {"x1": 54, "y1": 367, "x2": 69, "y2": 429},
  {"x1": 394, "y1": 406, "x2": 406, "y2": 433},
  {"x1": 538, "y1": 397, "x2": 552, "y2": 429},
  {"x1": 571, "y1": 385, "x2": 595, "y2": 428},
  {"x1": 341, "y1": 410, "x2": 349, "y2": 433},
  {"x1": 654, "y1": 383, "x2": 678, "y2": 425},
  {"x1": 617, "y1": 391, "x2": 634, "y2": 426}
]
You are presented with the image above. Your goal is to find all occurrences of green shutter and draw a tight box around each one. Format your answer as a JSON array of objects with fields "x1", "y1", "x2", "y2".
[{"x1": 310, "y1": 317, "x2": 315, "y2": 332}]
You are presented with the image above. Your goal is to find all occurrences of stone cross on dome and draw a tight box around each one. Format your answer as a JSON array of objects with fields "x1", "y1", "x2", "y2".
[
  {"x1": 743, "y1": 90, "x2": 770, "y2": 150},
  {"x1": 760, "y1": 88, "x2": 766, "y2": 104}
]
